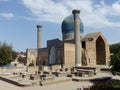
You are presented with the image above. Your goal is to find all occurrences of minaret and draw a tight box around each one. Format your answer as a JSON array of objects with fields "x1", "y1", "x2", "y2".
[
  {"x1": 37, "y1": 25, "x2": 42, "y2": 49},
  {"x1": 72, "y1": 9, "x2": 82, "y2": 67}
]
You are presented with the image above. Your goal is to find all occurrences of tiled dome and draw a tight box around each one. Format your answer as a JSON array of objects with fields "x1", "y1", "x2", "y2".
[{"x1": 61, "y1": 15, "x2": 84, "y2": 40}]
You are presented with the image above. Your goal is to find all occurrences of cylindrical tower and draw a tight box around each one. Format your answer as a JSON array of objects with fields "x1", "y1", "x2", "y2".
[
  {"x1": 37, "y1": 25, "x2": 42, "y2": 49},
  {"x1": 72, "y1": 9, "x2": 82, "y2": 67}
]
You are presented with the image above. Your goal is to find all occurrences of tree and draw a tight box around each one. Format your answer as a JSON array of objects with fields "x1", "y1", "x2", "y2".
[
  {"x1": 110, "y1": 51, "x2": 120, "y2": 72},
  {"x1": 110, "y1": 42, "x2": 120, "y2": 72},
  {"x1": 18, "y1": 56, "x2": 26, "y2": 64},
  {"x1": 12, "y1": 51, "x2": 17, "y2": 61},
  {"x1": 110, "y1": 42, "x2": 120, "y2": 54},
  {"x1": 0, "y1": 42, "x2": 17, "y2": 66}
]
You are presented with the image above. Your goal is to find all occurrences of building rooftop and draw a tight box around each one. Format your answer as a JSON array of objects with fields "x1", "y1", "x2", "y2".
[{"x1": 82, "y1": 32, "x2": 101, "y2": 41}]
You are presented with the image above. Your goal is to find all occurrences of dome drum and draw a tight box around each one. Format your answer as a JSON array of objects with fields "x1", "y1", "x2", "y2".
[{"x1": 63, "y1": 33, "x2": 74, "y2": 41}]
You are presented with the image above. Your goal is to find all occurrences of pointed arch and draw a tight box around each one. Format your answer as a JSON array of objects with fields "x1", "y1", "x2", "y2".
[
  {"x1": 49, "y1": 46, "x2": 56, "y2": 65},
  {"x1": 96, "y1": 36, "x2": 106, "y2": 65}
]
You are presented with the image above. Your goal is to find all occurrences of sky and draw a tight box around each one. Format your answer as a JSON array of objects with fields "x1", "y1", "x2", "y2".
[{"x1": 0, "y1": 0, "x2": 120, "y2": 52}]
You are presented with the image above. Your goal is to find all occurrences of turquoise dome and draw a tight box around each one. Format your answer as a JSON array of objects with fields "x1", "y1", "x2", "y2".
[{"x1": 61, "y1": 15, "x2": 84, "y2": 34}]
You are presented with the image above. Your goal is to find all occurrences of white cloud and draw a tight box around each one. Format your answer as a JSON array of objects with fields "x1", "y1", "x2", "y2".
[
  {"x1": 111, "y1": 0, "x2": 120, "y2": 16},
  {"x1": 22, "y1": 0, "x2": 120, "y2": 29},
  {"x1": 0, "y1": 13, "x2": 14, "y2": 19}
]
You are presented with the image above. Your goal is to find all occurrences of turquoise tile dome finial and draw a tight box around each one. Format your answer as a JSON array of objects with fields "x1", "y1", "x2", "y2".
[{"x1": 61, "y1": 15, "x2": 84, "y2": 40}]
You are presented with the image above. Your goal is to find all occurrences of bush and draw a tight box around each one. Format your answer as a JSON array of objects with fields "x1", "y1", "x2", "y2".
[{"x1": 29, "y1": 63, "x2": 34, "y2": 66}]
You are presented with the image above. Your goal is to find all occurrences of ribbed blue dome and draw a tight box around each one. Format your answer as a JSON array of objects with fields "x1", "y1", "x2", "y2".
[{"x1": 61, "y1": 15, "x2": 84, "y2": 34}]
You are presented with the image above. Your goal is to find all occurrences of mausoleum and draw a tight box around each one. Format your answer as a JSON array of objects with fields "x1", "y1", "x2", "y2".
[{"x1": 26, "y1": 10, "x2": 110, "y2": 69}]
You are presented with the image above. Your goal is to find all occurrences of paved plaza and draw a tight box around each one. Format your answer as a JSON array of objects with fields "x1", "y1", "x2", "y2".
[
  {"x1": 0, "y1": 71, "x2": 119, "y2": 90},
  {"x1": 0, "y1": 79, "x2": 93, "y2": 90}
]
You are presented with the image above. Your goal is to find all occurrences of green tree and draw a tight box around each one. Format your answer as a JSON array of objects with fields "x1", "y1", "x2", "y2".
[
  {"x1": 110, "y1": 42, "x2": 120, "y2": 72},
  {"x1": 18, "y1": 56, "x2": 26, "y2": 64},
  {"x1": 0, "y1": 42, "x2": 17, "y2": 66},
  {"x1": 111, "y1": 51, "x2": 120, "y2": 72},
  {"x1": 12, "y1": 51, "x2": 17, "y2": 61},
  {"x1": 110, "y1": 42, "x2": 120, "y2": 54}
]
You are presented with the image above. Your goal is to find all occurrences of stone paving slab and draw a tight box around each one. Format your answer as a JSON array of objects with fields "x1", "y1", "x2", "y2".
[{"x1": 40, "y1": 77, "x2": 71, "y2": 86}]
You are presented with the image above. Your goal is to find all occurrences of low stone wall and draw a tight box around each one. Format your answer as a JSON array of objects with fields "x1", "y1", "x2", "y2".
[
  {"x1": 51, "y1": 65, "x2": 61, "y2": 71},
  {"x1": 0, "y1": 65, "x2": 38, "y2": 75},
  {"x1": 27, "y1": 66, "x2": 38, "y2": 74},
  {"x1": 0, "y1": 68, "x2": 21, "y2": 75},
  {"x1": 38, "y1": 65, "x2": 62, "y2": 72}
]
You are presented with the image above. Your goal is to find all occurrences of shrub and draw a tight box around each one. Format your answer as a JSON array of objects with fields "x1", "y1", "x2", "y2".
[{"x1": 29, "y1": 63, "x2": 34, "y2": 66}]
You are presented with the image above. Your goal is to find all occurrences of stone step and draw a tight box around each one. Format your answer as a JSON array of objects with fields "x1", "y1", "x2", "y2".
[
  {"x1": 72, "y1": 76, "x2": 111, "y2": 82},
  {"x1": 52, "y1": 71, "x2": 68, "y2": 77},
  {"x1": 41, "y1": 75, "x2": 55, "y2": 81},
  {"x1": 40, "y1": 77, "x2": 71, "y2": 86}
]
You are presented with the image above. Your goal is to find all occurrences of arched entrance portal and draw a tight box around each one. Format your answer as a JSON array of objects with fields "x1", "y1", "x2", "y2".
[
  {"x1": 96, "y1": 36, "x2": 106, "y2": 65},
  {"x1": 49, "y1": 46, "x2": 56, "y2": 65}
]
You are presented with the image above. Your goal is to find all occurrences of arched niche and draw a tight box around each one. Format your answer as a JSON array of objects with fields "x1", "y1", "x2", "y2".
[
  {"x1": 49, "y1": 46, "x2": 56, "y2": 65},
  {"x1": 96, "y1": 36, "x2": 106, "y2": 65}
]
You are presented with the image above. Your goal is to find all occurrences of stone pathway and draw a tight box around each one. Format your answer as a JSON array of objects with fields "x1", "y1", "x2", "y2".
[
  {"x1": 0, "y1": 79, "x2": 92, "y2": 90},
  {"x1": 0, "y1": 79, "x2": 22, "y2": 90},
  {"x1": 0, "y1": 71, "x2": 119, "y2": 90}
]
